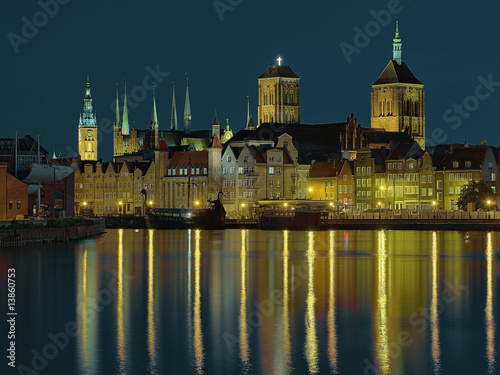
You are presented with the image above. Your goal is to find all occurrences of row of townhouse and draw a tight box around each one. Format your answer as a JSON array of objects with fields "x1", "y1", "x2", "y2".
[
  {"x1": 220, "y1": 133, "x2": 311, "y2": 216},
  {"x1": 73, "y1": 139, "x2": 223, "y2": 216},
  {"x1": 307, "y1": 142, "x2": 499, "y2": 211}
]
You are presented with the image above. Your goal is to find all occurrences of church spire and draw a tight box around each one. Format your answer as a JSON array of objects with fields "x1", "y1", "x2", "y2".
[
  {"x1": 114, "y1": 84, "x2": 120, "y2": 129},
  {"x1": 246, "y1": 95, "x2": 250, "y2": 128},
  {"x1": 183, "y1": 76, "x2": 192, "y2": 133},
  {"x1": 170, "y1": 83, "x2": 178, "y2": 131},
  {"x1": 122, "y1": 82, "x2": 130, "y2": 135},
  {"x1": 393, "y1": 21, "x2": 402, "y2": 65},
  {"x1": 81, "y1": 76, "x2": 96, "y2": 127},
  {"x1": 150, "y1": 86, "x2": 158, "y2": 128}
]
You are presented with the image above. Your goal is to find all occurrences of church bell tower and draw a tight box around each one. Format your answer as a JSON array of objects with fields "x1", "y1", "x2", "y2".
[
  {"x1": 371, "y1": 22, "x2": 425, "y2": 149},
  {"x1": 78, "y1": 76, "x2": 98, "y2": 160},
  {"x1": 257, "y1": 56, "x2": 300, "y2": 127}
]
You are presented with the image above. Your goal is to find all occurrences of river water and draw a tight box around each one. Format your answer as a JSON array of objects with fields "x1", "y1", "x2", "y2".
[{"x1": 1, "y1": 229, "x2": 499, "y2": 375}]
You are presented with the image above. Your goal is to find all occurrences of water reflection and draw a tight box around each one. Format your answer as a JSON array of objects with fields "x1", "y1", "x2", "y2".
[
  {"x1": 147, "y1": 229, "x2": 158, "y2": 374},
  {"x1": 376, "y1": 230, "x2": 390, "y2": 375},
  {"x1": 239, "y1": 229, "x2": 250, "y2": 370},
  {"x1": 282, "y1": 230, "x2": 291, "y2": 370},
  {"x1": 328, "y1": 231, "x2": 339, "y2": 374},
  {"x1": 117, "y1": 228, "x2": 126, "y2": 373},
  {"x1": 431, "y1": 231, "x2": 441, "y2": 374},
  {"x1": 304, "y1": 231, "x2": 319, "y2": 374},
  {"x1": 486, "y1": 232, "x2": 495, "y2": 374},
  {"x1": 193, "y1": 230, "x2": 204, "y2": 374}
]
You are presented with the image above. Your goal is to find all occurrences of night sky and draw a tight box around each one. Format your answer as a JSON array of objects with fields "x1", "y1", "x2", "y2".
[{"x1": 2, "y1": 0, "x2": 499, "y2": 161}]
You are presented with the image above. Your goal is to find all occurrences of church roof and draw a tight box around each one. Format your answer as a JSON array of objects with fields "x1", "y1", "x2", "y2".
[
  {"x1": 259, "y1": 65, "x2": 299, "y2": 79},
  {"x1": 373, "y1": 60, "x2": 422, "y2": 85}
]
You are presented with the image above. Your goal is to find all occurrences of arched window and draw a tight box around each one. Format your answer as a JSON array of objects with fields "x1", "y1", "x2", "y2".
[
  {"x1": 17, "y1": 201, "x2": 21, "y2": 209},
  {"x1": 9, "y1": 201, "x2": 13, "y2": 209}
]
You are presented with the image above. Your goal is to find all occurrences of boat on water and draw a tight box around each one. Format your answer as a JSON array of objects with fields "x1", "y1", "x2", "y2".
[
  {"x1": 260, "y1": 209, "x2": 330, "y2": 230},
  {"x1": 146, "y1": 193, "x2": 226, "y2": 230}
]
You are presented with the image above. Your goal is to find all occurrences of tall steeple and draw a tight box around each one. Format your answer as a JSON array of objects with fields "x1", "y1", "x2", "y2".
[
  {"x1": 246, "y1": 95, "x2": 250, "y2": 128},
  {"x1": 82, "y1": 75, "x2": 96, "y2": 127},
  {"x1": 122, "y1": 82, "x2": 130, "y2": 135},
  {"x1": 183, "y1": 76, "x2": 192, "y2": 133},
  {"x1": 212, "y1": 111, "x2": 220, "y2": 140},
  {"x1": 150, "y1": 87, "x2": 158, "y2": 128},
  {"x1": 393, "y1": 21, "x2": 402, "y2": 65},
  {"x1": 78, "y1": 76, "x2": 98, "y2": 161},
  {"x1": 114, "y1": 84, "x2": 120, "y2": 129},
  {"x1": 170, "y1": 83, "x2": 178, "y2": 131}
]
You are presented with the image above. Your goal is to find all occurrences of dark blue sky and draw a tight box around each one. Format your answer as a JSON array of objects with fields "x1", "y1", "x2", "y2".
[{"x1": 2, "y1": 0, "x2": 499, "y2": 160}]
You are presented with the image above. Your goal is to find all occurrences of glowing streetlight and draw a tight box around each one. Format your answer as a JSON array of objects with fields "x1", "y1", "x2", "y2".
[
  {"x1": 284, "y1": 202, "x2": 288, "y2": 207},
  {"x1": 83, "y1": 201, "x2": 88, "y2": 206},
  {"x1": 195, "y1": 201, "x2": 200, "y2": 206},
  {"x1": 241, "y1": 203, "x2": 245, "y2": 207}
]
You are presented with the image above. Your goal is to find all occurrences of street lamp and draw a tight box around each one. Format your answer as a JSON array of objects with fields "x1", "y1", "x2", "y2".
[
  {"x1": 284, "y1": 202, "x2": 288, "y2": 208},
  {"x1": 487, "y1": 200, "x2": 492, "y2": 219},
  {"x1": 432, "y1": 201, "x2": 436, "y2": 219},
  {"x1": 195, "y1": 201, "x2": 200, "y2": 207},
  {"x1": 119, "y1": 201, "x2": 123, "y2": 217}
]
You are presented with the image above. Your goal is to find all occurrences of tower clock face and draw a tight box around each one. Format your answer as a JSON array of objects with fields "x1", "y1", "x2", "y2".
[{"x1": 86, "y1": 130, "x2": 93, "y2": 138}]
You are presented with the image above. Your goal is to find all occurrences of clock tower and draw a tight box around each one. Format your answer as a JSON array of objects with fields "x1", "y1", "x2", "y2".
[{"x1": 78, "y1": 76, "x2": 98, "y2": 161}]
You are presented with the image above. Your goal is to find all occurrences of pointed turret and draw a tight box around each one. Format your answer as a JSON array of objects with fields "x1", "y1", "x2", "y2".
[
  {"x1": 170, "y1": 83, "x2": 178, "y2": 131},
  {"x1": 393, "y1": 21, "x2": 402, "y2": 65},
  {"x1": 212, "y1": 112, "x2": 220, "y2": 140},
  {"x1": 247, "y1": 117, "x2": 255, "y2": 131},
  {"x1": 183, "y1": 77, "x2": 192, "y2": 133},
  {"x1": 122, "y1": 82, "x2": 130, "y2": 135},
  {"x1": 114, "y1": 85, "x2": 120, "y2": 129}
]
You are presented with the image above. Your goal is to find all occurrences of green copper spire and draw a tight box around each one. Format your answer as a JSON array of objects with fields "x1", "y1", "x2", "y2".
[
  {"x1": 122, "y1": 82, "x2": 130, "y2": 135},
  {"x1": 114, "y1": 84, "x2": 120, "y2": 129},
  {"x1": 151, "y1": 86, "x2": 158, "y2": 128},
  {"x1": 170, "y1": 83, "x2": 178, "y2": 131},
  {"x1": 183, "y1": 76, "x2": 191, "y2": 133},
  {"x1": 81, "y1": 76, "x2": 96, "y2": 127},
  {"x1": 393, "y1": 21, "x2": 402, "y2": 65}
]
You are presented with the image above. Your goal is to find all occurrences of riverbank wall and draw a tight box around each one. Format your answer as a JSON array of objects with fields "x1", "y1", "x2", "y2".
[{"x1": 0, "y1": 218, "x2": 105, "y2": 247}]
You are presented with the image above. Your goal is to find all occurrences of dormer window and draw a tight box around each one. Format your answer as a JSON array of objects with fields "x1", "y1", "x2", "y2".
[
  {"x1": 453, "y1": 161, "x2": 459, "y2": 168},
  {"x1": 465, "y1": 161, "x2": 471, "y2": 168}
]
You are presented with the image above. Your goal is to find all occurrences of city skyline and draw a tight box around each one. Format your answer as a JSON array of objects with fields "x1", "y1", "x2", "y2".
[{"x1": 2, "y1": 1, "x2": 500, "y2": 161}]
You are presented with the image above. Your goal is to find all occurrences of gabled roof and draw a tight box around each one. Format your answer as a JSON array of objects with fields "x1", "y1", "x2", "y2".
[
  {"x1": 308, "y1": 161, "x2": 341, "y2": 178},
  {"x1": 441, "y1": 145, "x2": 488, "y2": 170},
  {"x1": 386, "y1": 141, "x2": 423, "y2": 161},
  {"x1": 259, "y1": 65, "x2": 299, "y2": 79},
  {"x1": 373, "y1": 60, "x2": 422, "y2": 85}
]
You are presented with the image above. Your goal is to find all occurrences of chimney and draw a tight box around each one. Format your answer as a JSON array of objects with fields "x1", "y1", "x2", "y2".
[{"x1": 481, "y1": 140, "x2": 487, "y2": 146}]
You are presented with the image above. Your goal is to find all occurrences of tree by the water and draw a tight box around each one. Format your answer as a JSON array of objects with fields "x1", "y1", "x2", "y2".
[{"x1": 456, "y1": 180, "x2": 496, "y2": 211}]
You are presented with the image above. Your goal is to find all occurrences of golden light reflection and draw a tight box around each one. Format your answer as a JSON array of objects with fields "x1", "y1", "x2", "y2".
[
  {"x1": 117, "y1": 228, "x2": 126, "y2": 372},
  {"x1": 80, "y1": 249, "x2": 88, "y2": 368},
  {"x1": 431, "y1": 231, "x2": 441, "y2": 373},
  {"x1": 239, "y1": 229, "x2": 250, "y2": 368},
  {"x1": 282, "y1": 230, "x2": 291, "y2": 368},
  {"x1": 328, "y1": 231, "x2": 339, "y2": 374},
  {"x1": 486, "y1": 232, "x2": 495, "y2": 374},
  {"x1": 193, "y1": 229, "x2": 204, "y2": 374},
  {"x1": 376, "y1": 230, "x2": 390, "y2": 375},
  {"x1": 305, "y1": 231, "x2": 319, "y2": 374},
  {"x1": 147, "y1": 229, "x2": 157, "y2": 374}
]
